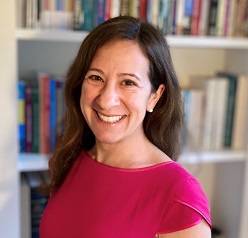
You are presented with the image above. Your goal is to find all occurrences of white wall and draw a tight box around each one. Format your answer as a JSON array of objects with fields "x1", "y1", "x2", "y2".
[{"x1": 0, "y1": 1, "x2": 19, "y2": 238}]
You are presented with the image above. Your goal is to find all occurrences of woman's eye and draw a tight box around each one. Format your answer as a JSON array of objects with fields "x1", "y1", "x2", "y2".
[
  {"x1": 123, "y1": 80, "x2": 136, "y2": 86},
  {"x1": 89, "y1": 75, "x2": 103, "y2": 81}
]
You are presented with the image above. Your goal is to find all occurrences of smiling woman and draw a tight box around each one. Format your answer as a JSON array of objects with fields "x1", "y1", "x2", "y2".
[{"x1": 40, "y1": 16, "x2": 212, "y2": 238}]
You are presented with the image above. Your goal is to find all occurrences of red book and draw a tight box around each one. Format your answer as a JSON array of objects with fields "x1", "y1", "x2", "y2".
[
  {"x1": 105, "y1": 0, "x2": 111, "y2": 20},
  {"x1": 38, "y1": 72, "x2": 50, "y2": 154},
  {"x1": 139, "y1": 0, "x2": 148, "y2": 20},
  {"x1": 191, "y1": 0, "x2": 202, "y2": 35}
]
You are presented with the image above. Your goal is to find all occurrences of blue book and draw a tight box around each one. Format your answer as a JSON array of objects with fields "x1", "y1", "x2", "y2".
[
  {"x1": 184, "y1": 0, "x2": 194, "y2": 16},
  {"x1": 18, "y1": 81, "x2": 26, "y2": 152},
  {"x1": 95, "y1": 0, "x2": 106, "y2": 26},
  {"x1": 50, "y1": 78, "x2": 57, "y2": 152},
  {"x1": 82, "y1": 0, "x2": 95, "y2": 31}
]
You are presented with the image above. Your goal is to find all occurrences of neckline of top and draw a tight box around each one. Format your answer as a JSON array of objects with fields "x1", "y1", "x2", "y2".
[{"x1": 82, "y1": 150, "x2": 175, "y2": 173}]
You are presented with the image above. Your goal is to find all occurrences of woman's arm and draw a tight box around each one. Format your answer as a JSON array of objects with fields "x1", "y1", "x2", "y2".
[{"x1": 157, "y1": 220, "x2": 211, "y2": 238}]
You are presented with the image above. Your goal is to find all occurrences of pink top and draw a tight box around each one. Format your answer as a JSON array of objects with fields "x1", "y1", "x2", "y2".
[{"x1": 40, "y1": 151, "x2": 211, "y2": 237}]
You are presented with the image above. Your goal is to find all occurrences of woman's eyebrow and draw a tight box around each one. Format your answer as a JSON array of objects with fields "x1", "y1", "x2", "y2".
[
  {"x1": 118, "y1": 73, "x2": 141, "y2": 82},
  {"x1": 87, "y1": 68, "x2": 104, "y2": 74}
]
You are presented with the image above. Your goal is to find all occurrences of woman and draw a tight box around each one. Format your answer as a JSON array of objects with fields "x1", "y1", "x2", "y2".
[{"x1": 40, "y1": 16, "x2": 211, "y2": 237}]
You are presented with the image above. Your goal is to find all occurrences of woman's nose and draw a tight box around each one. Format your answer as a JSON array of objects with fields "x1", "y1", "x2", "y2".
[{"x1": 96, "y1": 83, "x2": 120, "y2": 110}]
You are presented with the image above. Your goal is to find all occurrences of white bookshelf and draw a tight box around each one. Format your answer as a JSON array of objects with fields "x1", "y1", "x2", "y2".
[
  {"x1": 18, "y1": 150, "x2": 246, "y2": 172},
  {"x1": 1, "y1": 3, "x2": 248, "y2": 238},
  {"x1": 16, "y1": 28, "x2": 248, "y2": 49}
]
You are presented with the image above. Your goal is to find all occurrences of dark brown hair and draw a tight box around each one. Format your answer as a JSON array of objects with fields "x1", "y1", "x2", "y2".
[{"x1": 49, "y1": 16, "x2": 183, "y2": 191}]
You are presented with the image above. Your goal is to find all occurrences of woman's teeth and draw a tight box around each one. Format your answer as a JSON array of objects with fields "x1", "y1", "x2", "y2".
[{"x1": 97, "y1": 112, "x2": 123, "y2": 123}]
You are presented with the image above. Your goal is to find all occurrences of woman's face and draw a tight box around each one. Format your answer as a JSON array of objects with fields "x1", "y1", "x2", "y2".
[{"x1": 80, "y1": 40, "x2": 164, "y2": 145}]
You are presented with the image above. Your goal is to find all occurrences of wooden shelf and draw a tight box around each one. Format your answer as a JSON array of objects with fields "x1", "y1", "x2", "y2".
[
  {"x1": 18, "y1": 150, "x2": 246, "y2": 172},
  {"x1": 16, "y1": 29, "x2": 248, "y2": 49}
]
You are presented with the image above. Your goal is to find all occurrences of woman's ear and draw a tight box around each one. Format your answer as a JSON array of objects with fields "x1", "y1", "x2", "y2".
[{"x1": 147, "y1": 84, "x2": 165, "y2": 112}]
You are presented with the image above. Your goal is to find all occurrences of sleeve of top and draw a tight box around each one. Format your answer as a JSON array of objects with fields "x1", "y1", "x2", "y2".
[{"x1": 157, "y1": 178, "x2": 212, "y2": 234}]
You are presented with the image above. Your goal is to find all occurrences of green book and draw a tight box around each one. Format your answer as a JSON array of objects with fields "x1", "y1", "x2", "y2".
[{"x1": 217, "y1": 72, "x2": 237, "y2": 148}]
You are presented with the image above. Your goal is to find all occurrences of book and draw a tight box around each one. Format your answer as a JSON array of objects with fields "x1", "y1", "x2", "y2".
[
  {"x1": 198, "y1": 0, "x2": 210, "y2": 35},
  {"x1": 234, "y1": 0, "x2": 248, "y2": 37},
  {"x1": 182, "y1": 0, "x2": 193, "y2": 35},
  {"x1": 217, "y1": 72, "x2": 237, "y2": 148},
  {"x1": 175, "y1": 0, "x2": 185, "y2": 35},
  {"x1": 138, "y1": 0, "x2": 148, "y2": 20},
  {"x1": 208, "y1": 0, "x2": 218, "y2": 36},
  {"x1": 188, "y1": 90, "x2": 204, "y2": 150},
  {"x1": 120, "y1": 0, "x2": 129, "y2": 16},
  {"x1": 31, "y1": 79, "x2": 39, "y2": 153},
  {"x1": 190, "y1": 0, "x2": 202, "y2": 36},
  {"x1": 25, "y1": 81, "x2": 33, "y2": 152},
  {"x1": 215, "y1": 0, "x2": 226, "y2": 36},
  {"x1": 158, "y1": 0, "x2": 171, "y2": 34},
  {"x1": 73, "y1": 0, "x2": 95, "y2": 31},
  {"x1": 38, "y1": 72, "x2": 51, "y2": 154},
  {"x1": 73, "y1": 0, "x2": 84, "y2": 30},
  {"x1": 129, "y1": 0, "x2": 139, "y2": 17},
  {"x1": 18, "y1": 81, "x2": 26, "y2": 153},
  {"x1": 25, "y1": 172, "x2": 49, "y2": 238},
  {"x1": 56, "y1": 79, "x2": 65, "y2": 141},
  {"x1": 20, "y1": 174, "x2": 31, "y2": 238},
  {"x1": 227, "y1": 0, "x2": 237, "y2": 36},
  {"x1": 17, "y1": 0, "x2": 26, "y2": 28},
  {"x1": 95, "y1": 0, "x2": 106, "y2": 26},
  {"x1": 111, "y1": 0, "x2": 121, "y2": 18},
  {"x1": 211, "y1": 77, "x2": 229, "y2": 150},
  {"x1": 231, "y1": 74, "x2": 248, "y2": 150},
  {"x1": 50, "y1": 78, "x2": 57, "y2": 152}
]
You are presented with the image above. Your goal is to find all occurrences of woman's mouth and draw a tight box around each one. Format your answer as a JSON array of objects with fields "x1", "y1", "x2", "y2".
[{"x1": 97, "y1": 112, "x2": 124, "y2": 123}]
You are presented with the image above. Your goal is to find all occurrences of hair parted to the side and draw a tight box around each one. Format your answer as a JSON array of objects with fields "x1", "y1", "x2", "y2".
[{"x1": 49, "y1": 16, "x2": 183, "y2": 191}]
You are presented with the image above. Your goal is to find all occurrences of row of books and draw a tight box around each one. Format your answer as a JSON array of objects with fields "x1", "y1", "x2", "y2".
[
  {"x1": 21, "y1": 171, "x2": 50, "y2": 238},
  {"x1": 17, "y1": 0, "x2": 248, "y2": 37},
  {"x1": 182, "y1": 72, "x2": 248, "y2": 151},
  {"x1": 18, "y1": 73, "x2": 66, "y2": 154}
]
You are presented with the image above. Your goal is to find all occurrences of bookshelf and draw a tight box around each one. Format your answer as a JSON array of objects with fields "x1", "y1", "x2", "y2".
[{"x1": 1, "y1": 2, "x2": 248, "y2": 238}]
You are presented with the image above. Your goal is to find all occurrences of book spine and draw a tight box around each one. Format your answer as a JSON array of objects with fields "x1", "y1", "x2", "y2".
[
  {"x1": 234, "y1": 0, "x2": 248, "y2": 37},
  {"x1": 182, "y1": 0, "x2": 193, "y2": 35},
  {"x1": 176, "y1": 0, "x2": 185, "y2": 35},
  {"x1": 95, "y1": 0, "x2": 106, "y2": 26},
  {"x1": 82, "y1": 0, "x2": 95, "y2": 31},
  {"x1": 56, "y1": 80, "x2": 65, "y2": 140},
  {"x1": 227, "y1": 0, "x2": 237, "y2": 36},
  {"x1": 138, "y1": 0, "x2": 147, "y2": 20},
  {"x1": 38, "y1": 73, "x2": 50, "y2": 154},
  {"x1": 105, "y1": 0, "x2": 111, "y2": 20},
  {"x1": 129, "y1": 0, "x2": 139, "y2": 17},
  {"x1": 217, "y1": 72, "x2": 237, "y2": 148},
  {"x1": 110, "y1": 0, "x2": 121, "y2": 18},
  {"x1": 215, "y1": 0, "x2": 226, "y2": 36},
  {"x1": 223, "y1": 0, "x2": 231, "y2": 36},
  {"x1": 191, "y1": 0, "x2": 202, "y2": 36},
  {"x1": 50, "y1": 78, "x2": 57, "y2": 152},
  {"x1": 18, "y1": 81, "x2": 26, "y2": 153},
  {"x1": 73, "y1": 0, "x2": 83, "y2": 30},
  {"x1": 32, "y1": 79, "x2": 39, "y2": 153},
  {"x1": 120, "y1": 0, "x2": 130, "y2": 16},
  {"x1": 198, "y1": 0, "x2": 210, "y2": 35},
  {"x1": 158, "y1": 0, "x2": 170, "y2": 34},
  {"x1": 25, "y1": 82, "x2": 33, "y2": 152},
  {"x1": 208, "y1": 0, "x2": 218, "y2": 36}
]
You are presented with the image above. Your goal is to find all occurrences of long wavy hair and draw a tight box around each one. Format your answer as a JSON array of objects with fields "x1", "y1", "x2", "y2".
[{"x1": 49, "y1": 16, "x2": 183, "y2": 191}]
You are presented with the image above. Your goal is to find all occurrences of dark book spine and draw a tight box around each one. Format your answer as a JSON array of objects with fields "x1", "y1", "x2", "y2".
[
  {"x1": 25, "y1": 82, "x2": 33, "y2": 152},
  {"x1": 208, "y1": 0, "x2": 218, "y2": 36},
  {"x1": 32, "y1": 79, "x2": 39, "y2": 153}
]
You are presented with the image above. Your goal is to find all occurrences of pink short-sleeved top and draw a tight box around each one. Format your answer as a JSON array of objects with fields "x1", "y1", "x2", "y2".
[{"x1": 40, "y1": 151, "x2": 211, "y2": 238}]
